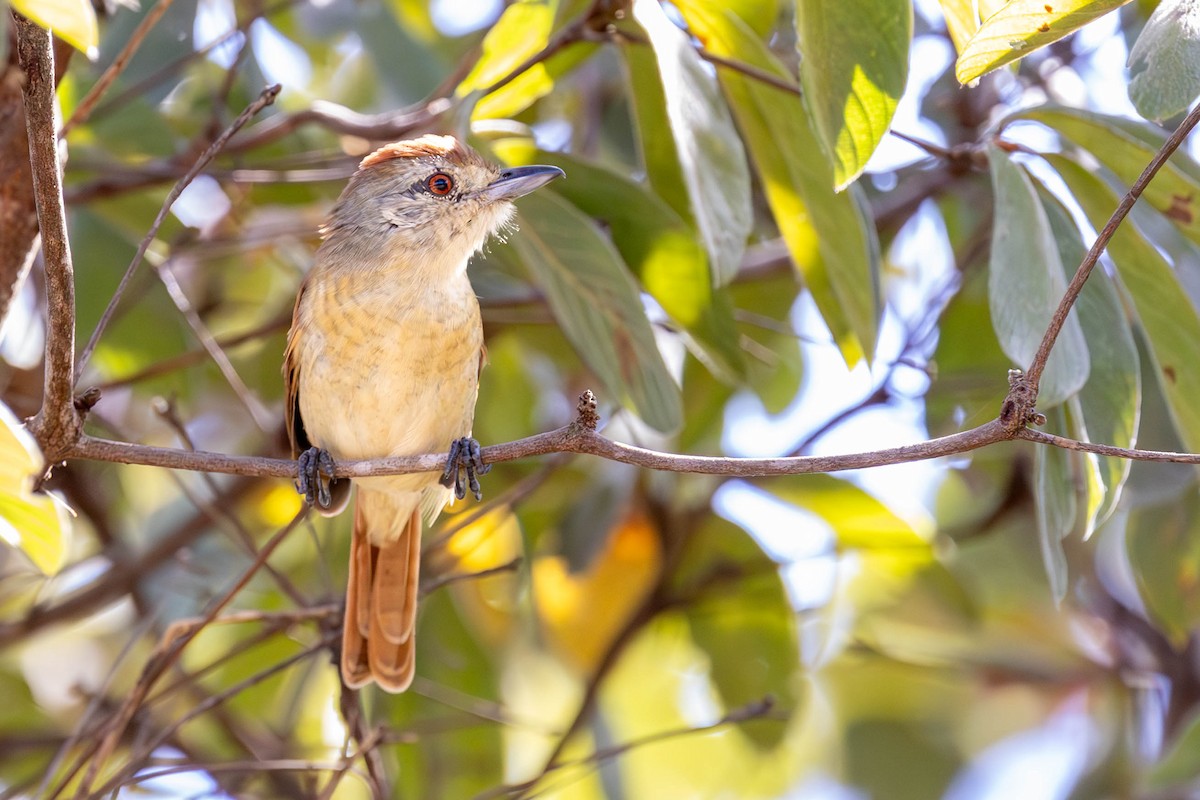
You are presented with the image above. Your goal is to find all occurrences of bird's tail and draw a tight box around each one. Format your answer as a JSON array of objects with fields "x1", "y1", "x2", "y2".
[{"x1": 341, "y1": 491, "x2": 421, "y2": 692}]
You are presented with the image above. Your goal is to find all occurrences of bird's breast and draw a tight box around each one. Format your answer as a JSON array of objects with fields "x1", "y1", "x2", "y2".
[{"x1": 294, "y1": 269, "x2": 483, "y2": 468}]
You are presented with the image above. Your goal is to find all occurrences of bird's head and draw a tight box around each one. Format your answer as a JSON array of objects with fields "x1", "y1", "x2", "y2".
[{"x1": 321, "y1": 135, "x2": 563, "y2": 276}]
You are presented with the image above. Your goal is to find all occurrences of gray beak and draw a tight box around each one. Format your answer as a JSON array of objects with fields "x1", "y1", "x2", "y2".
[{"x1": 483, "y1": 165, "x2": 565, "y2": 201}]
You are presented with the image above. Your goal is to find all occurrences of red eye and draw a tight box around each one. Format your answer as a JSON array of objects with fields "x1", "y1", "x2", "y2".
[{"x1": 426, "y1": 172, "x2": 454, "y2": 196}]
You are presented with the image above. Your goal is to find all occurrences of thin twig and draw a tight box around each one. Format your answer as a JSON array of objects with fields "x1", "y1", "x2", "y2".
[
  {"x1": 1018, "y1": 101, "x2": 1200, "y2": 401},
  {"x1": 75, "y1": 84, "x2": 281, "y2": 381},
  {"x1": 61, "y1": 0, "x2": 177, "y2": 136},
  {"x1": 17, "y1": 15, "x2": 80, "y2": 459}
]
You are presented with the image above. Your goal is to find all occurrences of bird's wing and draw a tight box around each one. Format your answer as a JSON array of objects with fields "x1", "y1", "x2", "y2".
[{"x1": 283, "y1": 277, "x2": 311, "y2": 459}]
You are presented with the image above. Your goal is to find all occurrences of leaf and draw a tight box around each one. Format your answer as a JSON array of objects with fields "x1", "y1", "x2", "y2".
[
  {"x1": 938, "y1": 0, "x2": 1011, "y2": 52},
  {"x1": 1127, "y1": 0, "x2": 1200, "y2": 121},
  {"x1": 677, "y1": 517, "x2": 798, "y2": 749},
  {"x1": 1048, "y1": 154, "x2": 1200, "y2": 452},
  {"x1": 623, "y1": 43, "x2": 693, "y2": 223},
  {"x1": 795, "y1": 0, "x2": 912, "y2": 189},
  {"x1": 768, "y1": 474, "x2": 930, "y2": 551},
  {"x1": 510, "y1": 191, "x2": 683, "y2": 433},
  {"x1": 1020, "y1": 106, "x2": 1200, "y2": 247},
  {"x1": 956, "y1": 0, "x2": 1132, "y2": 85},
  {"x1": 630, "y1": 0, "x2": 753, "y2": 285},
  {"x1": 13, "y1": 0, "x2": 98, "y2": 58},
  {"x1": 1034, "y1": 408, "x2": 1077, "y2": 603},
  {"x1": 986, "y1": 146, "x2": 1090, "y2": 407},
  {"x1": 1149, "y1": 707, "x2": 1200, "y2": 791},
  {"x1": 0, "y1": 402, "x2": 68, "y2": 576},
  {"x1": 677, "y1": 2, "x2": 880, "y2": 362},
  {"x1": 1036, "y1": 186, "x2": 1139, "y2": 533},
  {"x1": 456, "y1": 0, "x2": 595, "y2": 120},
  {"x1": 1125, "y1": 491, "x2": 1200, "y2": 648},
  {"x1": 532, "y1": 151, "x2": 746, "y2": 381}
]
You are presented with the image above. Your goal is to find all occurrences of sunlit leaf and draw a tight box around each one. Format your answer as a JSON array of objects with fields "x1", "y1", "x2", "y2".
[
  {"x1": 795, "y1": 0, "x2": 912, "y2": 189},
  {"x1": 956, "y1": 0, "x2": 1133, "y2": 85},
  {"x1": 1020, "y1": 106, "x2": 1200, "y2": 247},
  {"x1": 986, "y1": 146, "x2": 1089, "y2": 407},
  {"x1": 510, "y1": 191, "x2": 683, "y2": 432},
  {"x1": 527, "y1": 150, "x2": 746, "y2": 381},
  {"x1": 938, "y1": 0, "x2": 1010, "y2": 52},
  {"x1": 457, "y1": 0, "x2": 595, "y2": 120},
  {"x1": 534, "y1": 510, "x2": 662, "y2": 673},
  {"x1": 769, "y1": 474, "x2": 931, "y2": 550},
  {"x1": 630, "y1": 0, "x2": 753, "y2": 285},
  {"x1": 678, "y1": 2, "x2": 880, "y2": 363},
  {"x1": 623, "y1": 42, "x2": 693, "y2": 223},
  {"x1": 1127, "y1": 0, "x2": 1200, "y2": 121},
  {"x1": 1049, "y1": 154, "x2": 1200, "y2": 451},
  {"x1": 13, "y1": 0, "x2": 98, "y2": 58},
  {"x1": 0, "y1": 403, "x2": 68, "y2": 576}
]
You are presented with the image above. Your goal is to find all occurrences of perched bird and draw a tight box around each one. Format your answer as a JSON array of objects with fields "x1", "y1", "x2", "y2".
[{"x1": 284, "y1": 135, "x2": 563, "y2": 691}]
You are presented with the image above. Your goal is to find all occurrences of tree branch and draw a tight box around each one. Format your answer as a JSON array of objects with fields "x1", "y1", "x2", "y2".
[
  {"x1": 1006, "y1": 101, "x2": 1200, "y2": 423},
  {"x1": 75, "y1": 84, "x2": 281, "y2": 381}
]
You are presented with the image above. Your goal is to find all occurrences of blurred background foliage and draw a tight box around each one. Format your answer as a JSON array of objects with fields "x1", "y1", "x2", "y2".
[{"x1": 4, "y1": 0, "x2": 1200, "y2": 797}]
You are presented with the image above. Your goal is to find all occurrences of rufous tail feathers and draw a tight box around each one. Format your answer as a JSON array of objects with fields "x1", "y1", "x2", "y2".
[{"x1": 341, "y1": 493, "x2": 421, "y2": 692}]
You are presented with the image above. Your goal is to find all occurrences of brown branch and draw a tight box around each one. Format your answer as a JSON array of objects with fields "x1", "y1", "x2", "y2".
[
  {"x1": 60, "y1": 0, "x2": 176, "y2": 136},
  {"x1": 75, "y1": 83, "x2": 281, "y2": 381},
  {"x1": 1009, "y1": 101, "x2": 1200, "y2": 422},
  {"x1": 16, "y1": 14, "x2": 81, "y2": 462},
  {"x1": 65, "y1": 417, "x2": 1012, "y2": 481}
]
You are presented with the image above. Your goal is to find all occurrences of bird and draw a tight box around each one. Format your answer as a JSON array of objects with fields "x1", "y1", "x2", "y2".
[{"x1": 283, "y1": 135, "x2": 563, "y2": 691}]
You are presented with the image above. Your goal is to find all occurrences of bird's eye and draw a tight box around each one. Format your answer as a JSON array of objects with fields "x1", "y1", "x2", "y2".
[{"x1": 426, "y1": 172, "x2": 454, "y2": 196}]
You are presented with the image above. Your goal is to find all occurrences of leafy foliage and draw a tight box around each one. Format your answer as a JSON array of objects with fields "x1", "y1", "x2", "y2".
[{"x1": 6, "y1": 0, "x2": 1200, "y2": 798}]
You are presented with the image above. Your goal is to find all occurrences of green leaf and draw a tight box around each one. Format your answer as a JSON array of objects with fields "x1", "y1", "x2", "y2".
[
  {"x1": 630, "y1": 0, "x2": 753, "y2": 285},
  {"x1": 457, "y1": 0, "x2": 595, "y2": 120},
  {"x1": 678, "y1": 517, "x2": 798, "y2": 749},
  {"x1": 1020, "y1": 106, "x2": 1200, "y2": 246},
  {"x1": 986, "y1": 146, "x2": 1090, "y2": 407},
  {"x1": 623, "y1": 43, "x2": 693, "y2": 223},
  {"x1": 677, "y1": 2, "x2": 880, "y2": 363},
  {"x1": 13, "y1": 0, "x2": 98, "y2": 58},
  {"x1": 0, "y1": 402, "x2": 68, "y2": 576},
  {"x1": 768, "y1": 474, "x2": 930, "y2": 551},
  {"x1": 1149, "y1": 707, "x2": 1200, "y2": 791},
  {"x1": 1048, "y1": 154, "x2": 1200, "y2": 452},
  {"x1": 510, "y1": 191, "x2": 683, "y2": 433},
  {"x1": 795, "y1": 0, "x2": 912, "y2": 189},
  {"x1": 1033, "y1": 408, "x2": 1077, "y2": 603},
  {"x1": 938, "y1": 0, "x2": 1009, "y2": 52},
  {"x1": 1127, "y1": 0, "x2": 1200, "y2": 122},
  {"x1": 956, "y1": 0, "x2": 1133, "y2": 85},
  {"x1": 531, "y1": 151, "x2": 746, "y2": 381},
  {"x1": 1125, "y1": 490, "x2": 1200, "y2": 648},
  {"x1": 1036, "y1": 187, "x2": 1139, "y2": 534}
]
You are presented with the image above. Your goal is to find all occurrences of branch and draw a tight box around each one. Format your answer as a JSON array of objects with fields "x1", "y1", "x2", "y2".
[
  {"x1": 1008, "y1": 101, "x2": 1200, "y2": 420},
  {"x1": 75, "y1": 84, "x2": 281, "y2": 380},
  {"x1": 64, "y1": 415, "x2": 1011, "y2": 481},
  {"x1": 16, "y1": 14, "x2": 80, "y2": 460}
]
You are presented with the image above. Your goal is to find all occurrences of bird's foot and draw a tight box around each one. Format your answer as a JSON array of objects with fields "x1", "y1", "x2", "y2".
[
  {"x1": 297, "y1": 447, "x2": 337, "y2": 509},
  {"x1": 439, "y1": 437, "x2": 490, "y2": 501}
]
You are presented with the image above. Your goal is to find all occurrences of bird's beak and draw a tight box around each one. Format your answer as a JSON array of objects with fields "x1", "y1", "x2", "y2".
[{"x1": 483, "y1": 165, "x2": 565, "y2": 201}]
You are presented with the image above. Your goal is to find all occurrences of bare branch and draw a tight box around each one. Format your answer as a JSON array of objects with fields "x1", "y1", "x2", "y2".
[
  {"x1": 1008, "y1": 101, "x2": 1200, "y2": 422},
  {"x1": 60, "y1": 0, "x2": 176, "y2": 136},
  {"x1": 16, "y1": 14, "x2": 81, "y2": 460},
  {"x1": 75, "y1": 84, "x2": 281, "y2": 380}
]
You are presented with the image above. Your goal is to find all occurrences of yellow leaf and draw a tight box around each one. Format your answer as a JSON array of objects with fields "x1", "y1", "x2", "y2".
[
  {"x1": 12, "y1": 0, "x2": 99, "y2": 59},
  {"x1": 534, "y1": 511, "x2": 662, "y2": 672},
  {"x1": 956, "y1": 0, "x2": 1131, "y2": 85},
  {"x1": 0, "y1": 402, "x2": 69, "y2": 575}
]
